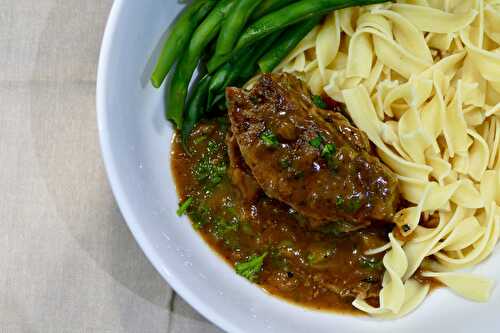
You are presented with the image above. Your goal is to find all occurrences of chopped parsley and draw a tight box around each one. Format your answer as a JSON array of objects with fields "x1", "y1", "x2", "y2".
[
  {"x1": 269, "y1": 249, "x2": 289, "y2": 270},
  {"x1": 309, "y1": 135, "x2": 337, "y2": 172},
  {"x1": 293, "y1": 170, "x2": 305, "y2": 179},
  {"x1": 307, "y1": 253, "x2": 319, "y2": 265},
  {"x1": 333, "y1": 194, "x2": 362, "y2": 213},
  {"x1": 235, "y1": 252, "x2": 268, "y2": 281},
  {"x1": 345, "y1": 196, "x2": 362, "y2": 213},
  {"x1": 307, "y1": 247, "x2": 335, "y2": 265},
  {"x1": 335, "y1": 195, "x2": 345, "y2": 208},
  {"x1": 318, "y1": 221, "x2": 346, "y2": 237},
  {"x1": 278, "y1": 240, "x2": 295, "y2": 249},
  {"x1": 176, "y1": 197, "x2": 193, "y2": 216},
  {"x1": 189, "y1": 204, "x2": 210, "y2": 229},
  {"x1": 193, "y1": 135, "x2": 207, "y2": 145},
  {"x1": 312, "y1": 95, "x2": 327, "y2": 109},
  {"x1": 193, "y1": 161, "x2": 226, "y2": 187},
  {"x1": 260, "y1": 129, "x2": 279, "y2": 148},
  {"x1": 309, "y1": 134, "x2": 323, "y2": 148},
  {"x1": 279, "y1": 158, "x2": 291, "y2": 169},
  {"x1": 360, "y1": 257, "x2": 384, "y2": 270},
  {"x1": 226, "y1": 206, "x2": 238, "y2": 217},
  {"x1": 212, "y1": 217, "x2": 239, "y2": 240},
  {"x1": 321, "y1": 143, "x2": 336, "y2": 159},
  {"x1": 192, "y1": 140, "x2": 227, "y2": 190}
]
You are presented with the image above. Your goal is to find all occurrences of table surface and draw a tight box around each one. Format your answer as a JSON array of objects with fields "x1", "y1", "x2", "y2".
[{"x1": 0, "y1": 1, "x2": 223, "y2": 332}]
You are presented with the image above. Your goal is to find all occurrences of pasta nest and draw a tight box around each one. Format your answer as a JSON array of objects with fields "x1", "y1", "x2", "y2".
[{"x1": 278, "y1": 0, "x2": 500, "y2": 318}]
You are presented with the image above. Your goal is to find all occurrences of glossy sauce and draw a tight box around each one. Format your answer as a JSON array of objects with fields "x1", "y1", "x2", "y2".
[{"x1": 171, "y1": 117, "x2": 393, "y2": 314}]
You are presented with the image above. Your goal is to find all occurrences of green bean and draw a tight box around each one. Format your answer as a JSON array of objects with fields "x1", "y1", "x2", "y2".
[
  {"x1": 250, "y1": 0, "x2": 298, "y2": 21},
  {"x1": 181, "y1": 32, "x2": 280, "y2": 144},
  {"x1": 183, "y1": 33, "x2": 281, "y2": 139},
  {"x1": 207, "y1": 0, "x2": 264, "y2": 73},
  {"x1": 181, "y1": 75, "x2": 212, "y2": 147},
  {"x1": 206, "y1": 32, "x2": 282, "y2": 109},
  {"x1": 167, "y1": 0, "x2": 236, "y2": 128},
  {"x1": 230, "y1": 32, "x2": 282, "y2": 84},
  {"x1": 205, "y1": 40, "x2": 261, "y2": 107},
  {"x1": 258, "y1": 16, "x2": 322, "y2": 73},
  {"x1": 150, "y1": 0, "x2": 217, "y2": 88},
  {"x1": 236, "y1": 0, "x2": 389, "y2": 51},
  {"x1": 207, "y1": 63, "x2": 232, "y2": 107}
]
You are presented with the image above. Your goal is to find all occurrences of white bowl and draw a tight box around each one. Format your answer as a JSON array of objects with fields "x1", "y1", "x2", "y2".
[{"x1": 97, "y1": 1, "x2": 500, "y2": 332}]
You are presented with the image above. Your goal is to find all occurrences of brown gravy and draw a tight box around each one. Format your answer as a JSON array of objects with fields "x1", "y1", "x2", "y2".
[{"x1": 171, "y1": 117, "x2": 395, "y2": 313}]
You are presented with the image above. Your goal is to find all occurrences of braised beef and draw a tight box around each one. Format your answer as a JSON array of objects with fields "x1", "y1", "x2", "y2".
[
  {"x1": 226, "y1": 73, "x2": 399, "y2": 229},
  {"x1": 226, "y1": 131, "x2": 261, "y2": 201}
]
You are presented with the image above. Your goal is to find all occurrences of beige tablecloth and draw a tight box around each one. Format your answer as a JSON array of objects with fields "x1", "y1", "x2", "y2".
[{"x1": 0, "y1": 1, "x2": 222, "y2": 332}]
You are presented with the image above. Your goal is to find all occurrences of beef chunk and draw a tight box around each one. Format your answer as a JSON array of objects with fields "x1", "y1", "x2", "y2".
[
  {"x1": 226, "y1": 73, "x2": 398, "y2": 228},
  {"x1": 226, "y1": 131, "x2": 261, "y2": 201}
]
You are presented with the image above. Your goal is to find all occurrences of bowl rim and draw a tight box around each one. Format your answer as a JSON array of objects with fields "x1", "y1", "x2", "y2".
[
  {"x1": 96, "y1": 2, "x2": 500, "y2": 332},
  {"x1": 96, "y1": 1, "x2": 238, "y2": 331}
]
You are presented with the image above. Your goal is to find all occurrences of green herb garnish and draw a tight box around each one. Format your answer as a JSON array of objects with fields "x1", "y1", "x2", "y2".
[
  {"x1": 309, "y1": 134, "x2": 323, "y2": 148},
  {"x1": 278, "y1": 240, "x2": 295, "y2": 249},
  {"x1": 206, "y1": 140, "x2": 218, "y2": 154},
  {"x1": 235, "y1": 252, "x2": 268, "y2": 281},
  {"x1": 318, "y1": 222, "x2": 345, "y2": 237},
  {"x1": 335, "y1": 195, "x2": 345, "y2": 208},
  {"x1": 360, "y1": 257, "x2": 384, "y2": 270},
  {"x1": 321, "y1": 143, "x2": 336, "y2": 158},
  {"x1": 193, "y1": 135, "x2": 207, "y2": 145},
  {"x1": 213, "y1": 217, "x2": 239, "y2": 240},
  {"x1": 312, "y1": 95, "x2": 327, "y2": 109},
  {"x1": 192, "y1": 140, "x2": 227, "y2": 190},
  {"x1": 293, "y1": 170, "x2": 305, "y2": 179},
  {"x1": 190, "y1": 204, "x2": 210, "y2": 230},
  {"x1": 226, "y1": 206, "x2": 238, "y2": 217},
  {"x1": 279, "y1": 158, "x2": 291, "y2": 169},
  {"x1": 260, "y1": 129, "x2": 279, "y2": 147},
  {"x1": 223, "y1": 233, "x2": 241, "y2": 251},
  {"x1": 193, "y1": 160, "x2": 226, "y2": 187},
  {"x1": 269, "y1": 249, "x2": 289, "y2": 270},
  {"x1": 177, "y1": 197, "x2": 193, "y2": 216},
  {"x1": 307, "y1": 247, "x2": 334, "y2": 265},
  {"x1": 345, "y1": 197, "x2": 362, "y2": 213}
]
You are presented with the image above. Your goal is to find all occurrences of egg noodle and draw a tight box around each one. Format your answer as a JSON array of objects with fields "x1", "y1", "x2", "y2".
[{"x1": 277, "y1": 0, "x2": 500, "y2": 318}]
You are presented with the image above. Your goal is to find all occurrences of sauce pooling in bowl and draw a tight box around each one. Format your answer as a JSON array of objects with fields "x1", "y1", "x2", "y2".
[{"x1": 171, "y1": 115, "x2": 391, "y2": 313}]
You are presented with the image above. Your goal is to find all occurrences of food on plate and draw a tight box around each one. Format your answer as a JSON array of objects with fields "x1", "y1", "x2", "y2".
[
  {"x1": 226, "y1": 73, "x2": 399, "y2": 229},
  {"x1": 172, "y1": 109, "x2": 392, "y2": 311},
  {"x1": 151, "y1": 0, "x2": 389, "y2": 130},
  {"x1": 150, "y1": 0, "x2": 218, "y2": 88},
  {"x1": 258, "y1": 17, "x2": 322, "y2": 74},
  {"x1": 152, "y1": 0, "x2": 500, "y2": 319}
]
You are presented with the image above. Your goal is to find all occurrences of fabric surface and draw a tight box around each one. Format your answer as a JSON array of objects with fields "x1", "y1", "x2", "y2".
[{"x1": 0, "y1": 1, "x2": 223, "y2": 332}]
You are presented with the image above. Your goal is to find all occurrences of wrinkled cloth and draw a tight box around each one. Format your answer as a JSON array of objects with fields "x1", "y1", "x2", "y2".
[{"x1": 0, "y1": 1, "x2": 222, "y2": 332}]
